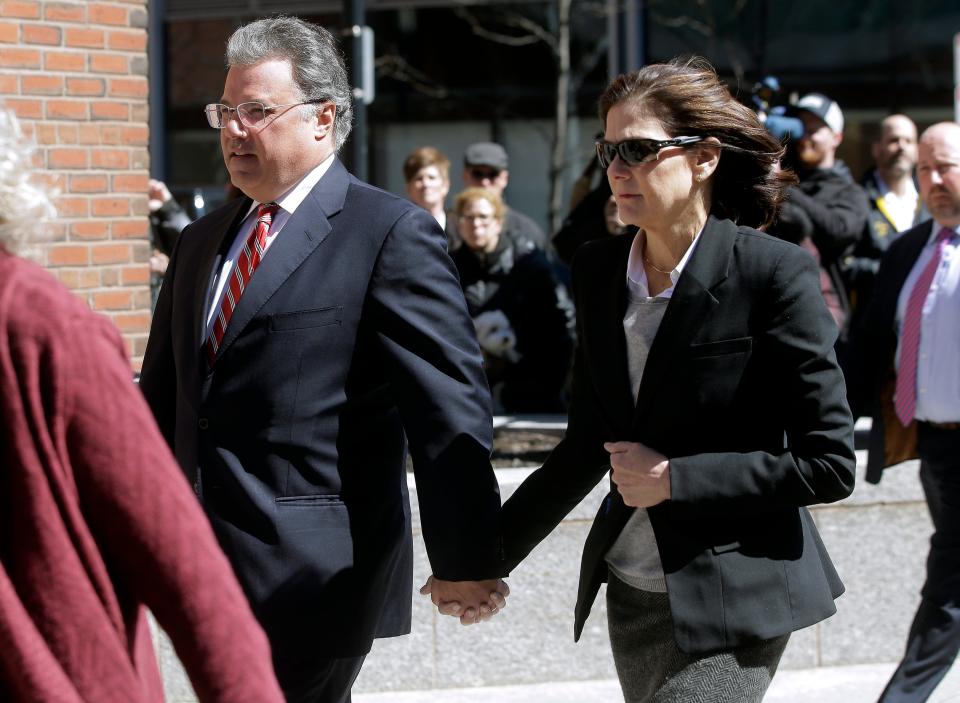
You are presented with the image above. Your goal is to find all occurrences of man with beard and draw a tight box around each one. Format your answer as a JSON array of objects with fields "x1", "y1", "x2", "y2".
[
  {"x1": 850, "y1": 121, "x2": 960, "y2": 703},
  {"x1": 845, "y1": 115, "x2": 928, "y2": 337},
  {"x1": 768, "y1": 93, "x2": 870, "y2": 341}
]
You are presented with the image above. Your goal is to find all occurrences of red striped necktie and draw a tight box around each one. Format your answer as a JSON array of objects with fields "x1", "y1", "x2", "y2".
[
  {"x1": 205, "y1": 203, "x2": 279, "y2": 366},
  {"x1": 893, "y1": 226, "x2": 953, "y2": 427}
]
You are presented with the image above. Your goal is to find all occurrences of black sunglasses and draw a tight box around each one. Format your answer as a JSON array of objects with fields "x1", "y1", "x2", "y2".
[
  {"x1": 469, "y1": 167, "x2": 502, "y2": 181},
  {"x1": 595, "y1": 136, "x2": 704, "y2": 169}
]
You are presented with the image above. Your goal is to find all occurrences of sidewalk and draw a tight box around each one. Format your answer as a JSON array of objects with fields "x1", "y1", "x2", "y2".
[{"x1": 355, "y1": 661, "x2": 960, "y2": 703}]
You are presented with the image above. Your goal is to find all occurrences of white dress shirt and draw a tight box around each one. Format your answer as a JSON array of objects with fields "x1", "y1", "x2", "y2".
[
  {"x1": 895, "y1": 222, "x2": 960, "y2": 422},
  {"x1": 204, "y1": 155, "x2": 335, "y2": 338}
]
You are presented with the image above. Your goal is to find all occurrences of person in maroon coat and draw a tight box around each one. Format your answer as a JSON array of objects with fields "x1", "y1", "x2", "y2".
[{"x1": 0, "y1": 109, "x2": 284, "y2": 703}]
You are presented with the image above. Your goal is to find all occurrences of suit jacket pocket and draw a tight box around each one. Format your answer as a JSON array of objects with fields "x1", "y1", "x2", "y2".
[
  {"x1": 269, "y1": 306, "x2": 342, "y2": 331},
  {"x1": 275, "y1": 493, "x2": 345, "y2": 506},
  {"x1": 689, "y1": 336, "x2": 752, "y2": 358}
]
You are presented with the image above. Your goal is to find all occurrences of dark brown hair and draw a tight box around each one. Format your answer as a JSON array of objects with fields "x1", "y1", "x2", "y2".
[
  {"x1": 599, "y1": 56, "x2": 795, "y2": 230},
  {"x1": 403, "y1": 146, "x2": 451, "y2": 183}
]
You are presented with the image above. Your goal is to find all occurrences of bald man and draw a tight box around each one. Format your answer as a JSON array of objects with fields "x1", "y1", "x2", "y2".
[
  {"x1": 845, "y1": 115, "x2": 929, "y2": 334},
  {"x1": 851, "y1": 122, "x2": 960, "y2": 703}
]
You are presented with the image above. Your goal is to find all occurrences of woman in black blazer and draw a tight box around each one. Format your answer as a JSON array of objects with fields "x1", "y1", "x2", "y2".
[{"x1": 494, "y1": 58, "x2": 856, "y2": 701}]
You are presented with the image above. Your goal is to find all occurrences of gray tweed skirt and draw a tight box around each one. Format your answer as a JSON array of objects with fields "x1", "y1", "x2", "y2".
[{"x1": 606, "y1": 572, "x2": 789, "y2": 703}]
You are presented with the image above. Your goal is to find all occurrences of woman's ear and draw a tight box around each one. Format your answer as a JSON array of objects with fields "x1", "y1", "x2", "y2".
[{"x1": 694, "y1": 137, "x2": 722, "y2": 181}]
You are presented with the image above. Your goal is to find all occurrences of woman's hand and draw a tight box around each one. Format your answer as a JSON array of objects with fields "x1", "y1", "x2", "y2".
[{"x1": 604, "y1": 441, "x2": 671, "y2": 508}]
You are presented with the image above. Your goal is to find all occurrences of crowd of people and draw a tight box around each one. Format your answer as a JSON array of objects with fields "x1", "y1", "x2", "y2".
[{"x1": 3, "y1": 12, "x2": 959, "y2": 703}]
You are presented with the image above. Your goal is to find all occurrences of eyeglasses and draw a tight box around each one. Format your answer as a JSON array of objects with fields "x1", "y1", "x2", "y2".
[
  {"x1": 203, "y1": 99, "x2": 328, "y2": 129},
  {"x1": 468, "y1": 167, "x2": 502, "y2": 181},
  {"x1": 595, "y1": 136, "x2": 704, "y2": 168}
]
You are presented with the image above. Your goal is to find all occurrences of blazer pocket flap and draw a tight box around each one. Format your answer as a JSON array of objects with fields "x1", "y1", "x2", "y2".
[
  {"x1": 711, "y1": 541, "x2": 741, "y2": 554},
  {"x1": 270, "y1": 307, "x2": 342, "y2": 331},
  {"x1": 690, "y1": 336, "x2": 752, "y2": 358}
]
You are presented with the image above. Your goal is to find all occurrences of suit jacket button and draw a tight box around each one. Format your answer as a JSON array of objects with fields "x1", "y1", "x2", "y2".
[{"x1": 198, "y1": 418, "x2": 209, "y2": 430}]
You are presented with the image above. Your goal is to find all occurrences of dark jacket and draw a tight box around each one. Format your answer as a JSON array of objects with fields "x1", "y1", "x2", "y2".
[
  {"x1": 451, "y1": 234, "x2": 574, "y2": 413},
  {"x1": 501, "y1": 217, "x2": 855, "y2": 653},
  {"x1": 770, "y1": 161, "x2": 870, "y2": 334},
  {"x1": 140, "y1": 159, "x2": 502, "y2": 688}
]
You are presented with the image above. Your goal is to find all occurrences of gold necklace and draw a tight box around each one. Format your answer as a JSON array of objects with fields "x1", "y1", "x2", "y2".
[{"x1": 643, "y1": 256, "x2": 674, "y2": 275}]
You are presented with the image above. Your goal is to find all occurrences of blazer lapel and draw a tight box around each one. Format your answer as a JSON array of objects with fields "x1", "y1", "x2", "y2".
[
  {"x1": 632, "y1": 216, "x2": 735, "y2": 434},
  {"x1": 212, "y1": 159, "x2": 350, "y2": 363}
]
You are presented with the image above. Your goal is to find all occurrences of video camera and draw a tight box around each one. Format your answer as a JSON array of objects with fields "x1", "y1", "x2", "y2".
[{"x1": 750, "y1": 76, "x2": 804, "y2": 142}]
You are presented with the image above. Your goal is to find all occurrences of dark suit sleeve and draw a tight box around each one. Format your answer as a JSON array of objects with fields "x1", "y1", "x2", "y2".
[
  {"x1": 139, "y1": 223, "x2": 188, "y2": 448},
  {"x1": 668, "y1": 246, "x2": 856, "y2": 517},
  {"x1": 367, "y1": 207, "x2": 503, "y2": 580},
  {"x1": 499, "y1": 252, "x2": 613, "y2": 572}
]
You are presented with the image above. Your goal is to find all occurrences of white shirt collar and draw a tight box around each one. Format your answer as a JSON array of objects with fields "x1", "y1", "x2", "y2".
[
  {"x1": 625, "y1": 226, "x2": 704, "y2": 299},
  {"x1": 241, "y1": 153, "x2": 336, "y2": 219}
]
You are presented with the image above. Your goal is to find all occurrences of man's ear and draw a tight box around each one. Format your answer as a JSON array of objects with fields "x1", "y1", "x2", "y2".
[
  {"x1": 314, "y1": 102, "x2": 336, "y2": 140},
  {"x1": 832, "y1": 131, "x2": 844, "y2": 150}
]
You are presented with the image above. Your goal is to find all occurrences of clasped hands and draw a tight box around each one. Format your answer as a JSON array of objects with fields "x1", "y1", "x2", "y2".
[{"x1": 419, "y1": 576, "x2": 509, "y2": 626}]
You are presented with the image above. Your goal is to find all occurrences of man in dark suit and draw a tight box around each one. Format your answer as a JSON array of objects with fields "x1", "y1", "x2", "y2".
[
  {"x1": 850, "y1": 121, "x2": 960, "y2": 703},
  {"x1": 139, "y1": 16, "x2": 506, "y2": 703}
]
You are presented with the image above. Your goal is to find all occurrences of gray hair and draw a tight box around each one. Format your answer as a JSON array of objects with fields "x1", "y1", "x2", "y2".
[
  {"x1": 0, "y1": 109, "x2": 55, "y2": 253},
  {"x1": 226, "y1": 16, "x2": 353, "y2": 150}
]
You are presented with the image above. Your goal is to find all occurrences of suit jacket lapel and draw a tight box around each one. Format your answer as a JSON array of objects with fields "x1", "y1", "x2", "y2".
[
  {"x1": 632, "y1": 215, "x2": 734, "y2": 435},
  {"x1": 213, "y1": 159, "x2": 350, "y2": 362}
]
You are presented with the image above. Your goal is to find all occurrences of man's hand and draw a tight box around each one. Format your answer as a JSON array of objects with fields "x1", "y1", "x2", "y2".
[
  {"x1": 419, "y1": 576, "x2": 509, "y2": 626},
  {"x1": 605, "y1": 441, "x2": 671, "y2": 508}
]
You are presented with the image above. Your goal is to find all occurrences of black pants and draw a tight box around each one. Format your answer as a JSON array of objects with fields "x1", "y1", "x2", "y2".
[
  {"x1": 281, "y1": 655, "x2": 366, "y2": 703},
  {"x1": 878, "y1": 424, "x2": 960, "y2": 703}
]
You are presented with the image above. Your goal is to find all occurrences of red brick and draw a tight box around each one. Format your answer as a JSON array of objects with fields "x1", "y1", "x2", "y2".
[
  {"x1": 89, "y1": 3, "x2": 127, "y2": 26},
  {"x1": 0, "y1": 1, "x2": 40, "y2": 19},
  {"x1": 46, "y1": 99, "x2": 87, "y2": 120},
  {"x1": 0, "y1": 73, "x2": 18, "y2": 93},
  {"x1": 66, "y1": 77, "x2": 105, "y2": 96},
  {"x1": 21, "y1": 73, "x2": 63, "y2": 94},
  {"x1": 22, "y1": 23, "x2": 60, "y2": 45},
  {"x1": 107, "y1": 29, "x2": 144, "y2": 51},
  {"x1": 108, "y1": 77, "x2": 146, "y2": 98},
  {"x1": 56, "y1": 267, "x2": 101, "y2": 289},
  {"x1": 71, "y1": 220, "x2": 109, "y2": 239},
  {"x1": 65, "y1": 27, "x2": 104, "y2": 49},
  {"x1": 99, "y1": 125, "x2": 121, "y2": 144},
  {"x1": 34, "y1": 123, "x2": 57, "y2": 144},
  {"x1": 48, "y1": 147, "x2": 88, "y2": 168},
  {"x1": 78, "y1": 124, "x2": 100, "y2": 144},
  {"x1": 5, "y1": 97, "x2": 41, "y2": 118},
  {"x1": 92, "y1": 289, "x2": 133, "y2": 310},
  {"x1": 91, "y1": 100, "x2": 127, "y2": 120},
  {"x1": 44, "y1": 50, "x2": 84, "y2": 71},
  {"x1": 44, "y1": 3, "x2": 85, "y2": 22},
  {"x1": 89, "y1": 53, "x2": 126, "y2": 73},
  {"x1": 48, "y1": 244, "x2": 90, "y2": 266},
  {"x1": 53, "y1": 196, "x2": 88, "y2": 217},
  {"x1": 111, "y1": 311, "x2": 150, "y2": 332},
  {"x1": 69, "y1": 174, "x2": 108, "y2": 193},
  {"x1": 130, "y1": 148, "x2": 148, "y2": 170},
  {"x1": 0, "y1": 47, "x2": 40, "y2": 67},
  {"x1": 91, "y1": 197, "x2": 129, "y2": 216},
  {"x1": 120, "y1": 263, "x2": 149, "y2": 285},
  {"x1": 90, "y1": 148, "x2": 128, "y2": 169},
  {"x1": 92, "y1": 243, "x2": 132, "y2": 264},
  {"x1": 120, "y1": 125, "x2": 147, "y2": 146},
  {"x1": 0, "y1": 20, "x2": 17, "y2": 42},
  {"x1": 56, "y1": 123, "x2": 78, "y2": 143},
  {"x1": 112, "y1": 173, "x2": 147, "y2": 192},
  {"x1": 112, "y1": 218, "x2": 148, "y2": 239}
]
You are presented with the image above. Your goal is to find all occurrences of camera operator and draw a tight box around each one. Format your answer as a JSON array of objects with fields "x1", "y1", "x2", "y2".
[{"x1": 767, "y1": 93, "x2": 870, "y2": 342}]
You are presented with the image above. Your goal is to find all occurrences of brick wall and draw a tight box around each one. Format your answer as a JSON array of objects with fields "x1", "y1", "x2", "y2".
[{"x1": 0, "y1": 0, "x2": 151, "y2": 367}]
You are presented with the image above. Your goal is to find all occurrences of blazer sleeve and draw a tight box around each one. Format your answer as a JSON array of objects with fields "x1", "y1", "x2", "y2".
[
  {"x1": 63, "y1": 312, "x2": 285, "y2": 703},
  {"x1": 667, "y1": 245, "x2": 856, "y2": 518},
  {"x1": 366, "y1": 206, "x2": 503, "y2": 580}
]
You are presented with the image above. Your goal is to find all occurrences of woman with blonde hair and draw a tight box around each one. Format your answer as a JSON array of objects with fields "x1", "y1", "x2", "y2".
[{"x1": 0, "y1": 109, "x2": 284, "y2": 702}]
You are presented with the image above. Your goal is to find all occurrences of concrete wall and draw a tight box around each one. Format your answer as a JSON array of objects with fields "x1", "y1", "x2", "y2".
[{"x1": 155, "y1": 451, "x2": 930, "y2": 699}]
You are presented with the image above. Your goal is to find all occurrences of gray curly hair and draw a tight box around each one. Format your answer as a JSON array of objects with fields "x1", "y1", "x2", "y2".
[
  {"x1": 226, "y1": 16, "x2": 353, "y2": 150},
  {"x1": 0, "y1": 109, "x2": 56, "y2": 253}
]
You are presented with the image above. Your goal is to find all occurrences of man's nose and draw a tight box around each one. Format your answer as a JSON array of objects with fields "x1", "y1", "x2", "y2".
[{"x1": 224, "y1": 114, "x2": 247, "y2": 137}]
